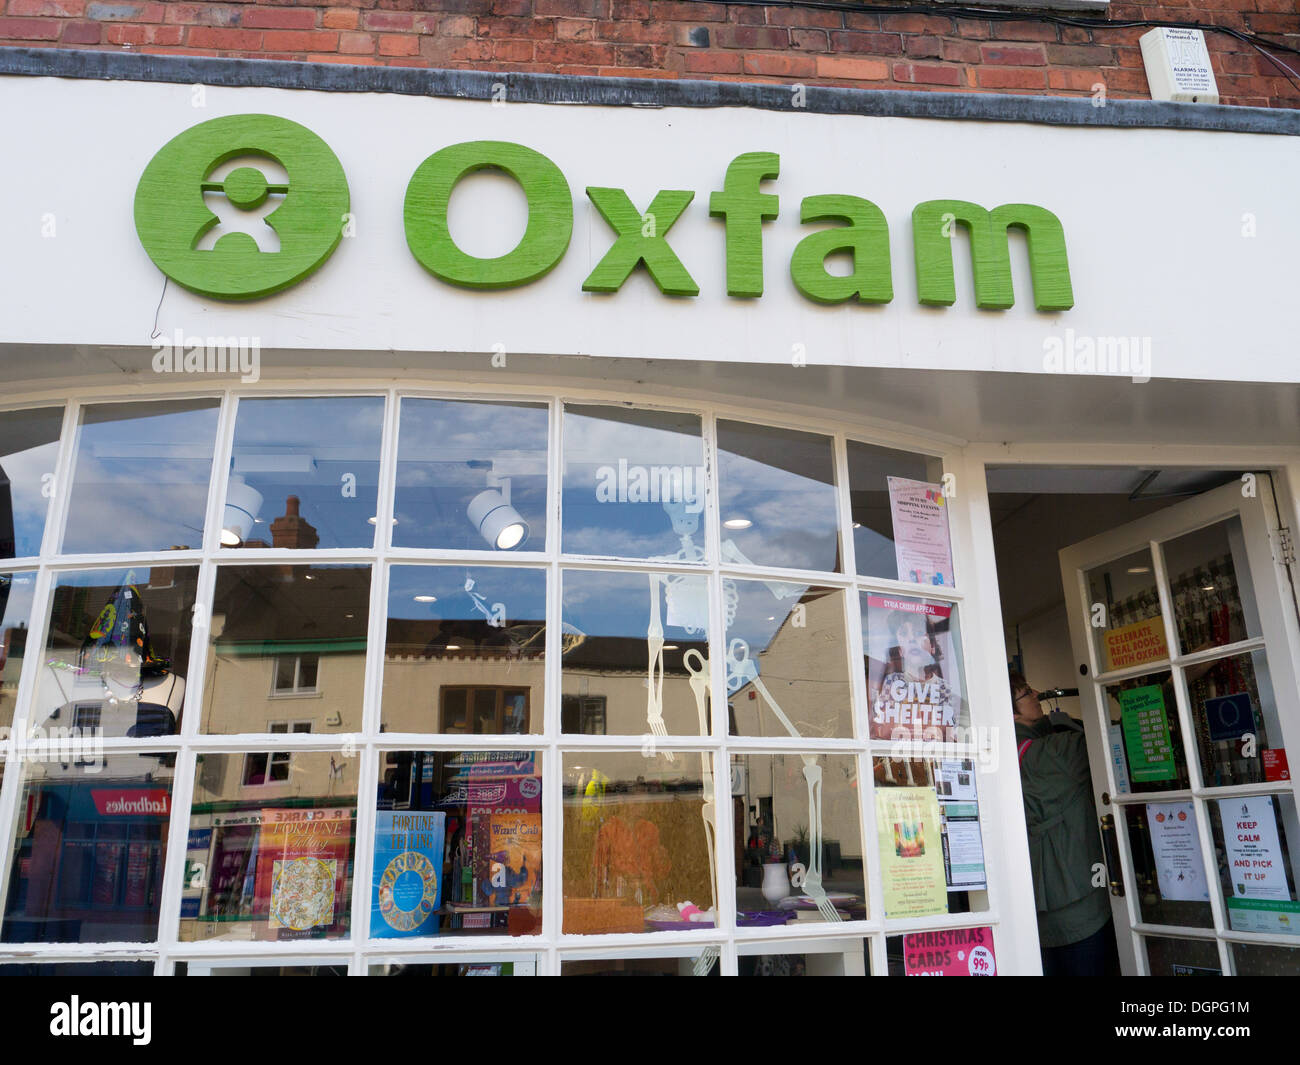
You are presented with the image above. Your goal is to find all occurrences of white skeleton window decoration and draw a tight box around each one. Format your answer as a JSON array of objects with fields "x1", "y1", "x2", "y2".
[{"x1": 644, "y1": 499, "x2": 842, "y2": 922}]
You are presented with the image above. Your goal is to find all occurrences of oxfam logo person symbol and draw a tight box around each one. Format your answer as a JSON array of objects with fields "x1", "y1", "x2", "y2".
[{"x1": 134, "y1": 114, "x2": 349, "y2": 300}]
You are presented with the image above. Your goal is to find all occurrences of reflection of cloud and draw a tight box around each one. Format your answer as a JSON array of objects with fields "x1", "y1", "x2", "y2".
[
  {"x1": 2, "y1": 444, "x2": 59, "y2": 553},
  {"x1": 234, "y1": 397, "x2": 384, "y2": 448},
  {"x1": 562, "y1": 412, "x2": 703, "y2": 469},
  {"x1": 399, "y1": 399, "x2": 548, "y2": 457}
]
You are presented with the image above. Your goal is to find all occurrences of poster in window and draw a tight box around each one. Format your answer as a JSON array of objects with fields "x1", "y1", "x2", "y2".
[
  {"x1": 886, "y1": 477, "x2": 954, "y2": 587},
  {"x1": 255, "y1": 807, "x2": 354, "y2": 939},
  {"x1": 371, "y1": 810, "x2": 445, "y2": 938},
  {"x1": 877, "y1": 786, "x2": 948, "y2": 918},
  {"x1": 865, "y1": 595, "x2": 960, "y2": 741}
]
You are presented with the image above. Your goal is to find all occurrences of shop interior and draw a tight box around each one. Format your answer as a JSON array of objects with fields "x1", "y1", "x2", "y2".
[{"x1": 987, "y1": 464, "x2": 1299, "y2": 971}]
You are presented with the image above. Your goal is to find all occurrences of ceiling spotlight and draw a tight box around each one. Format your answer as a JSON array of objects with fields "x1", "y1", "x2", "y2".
[
  {"x1": 723, "y1": 517, "x2": 752, "y2": 530},
  {"x1": 368, "y1": 516, "x2": 397, "y2": 526},
  {"x1": 444, "y1": 644, "x2": 462, "y2": 651},
  {"x1": 1127, "y1": 566, "x2": 1151, "y2": 574},
  {"x1": 414, "y1": 595, "x2": 438, "y2": 603},
  {"x1": 221, "y1": 473, "x2": 264, "y2": 546},
  {"x1": 468, "y1": 473, "x2": 528, "y2": 551}
]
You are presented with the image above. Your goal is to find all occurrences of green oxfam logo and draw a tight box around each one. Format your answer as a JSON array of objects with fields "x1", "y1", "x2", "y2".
[{"x1": 134, "y1": 114, "x2": 349, "y2": 301}]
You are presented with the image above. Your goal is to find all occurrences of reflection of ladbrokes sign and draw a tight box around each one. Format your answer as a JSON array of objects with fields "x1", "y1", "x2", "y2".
[
  {"x1": 136, "y1": 115, "x2": 1074, "y2": 309},
  {"x1": 92, "y1": 789, "x2": 171, "y2": 816}
]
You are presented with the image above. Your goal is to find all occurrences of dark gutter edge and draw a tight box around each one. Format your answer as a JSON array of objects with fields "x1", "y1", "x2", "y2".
[{"x1": 2, "y1": 46, "x2": 1297, "y2": 135}]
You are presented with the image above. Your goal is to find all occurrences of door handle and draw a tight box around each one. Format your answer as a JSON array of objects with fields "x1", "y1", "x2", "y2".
[{"x1": 1099, "y1": 813, "x2": 1125, "y2": 897}]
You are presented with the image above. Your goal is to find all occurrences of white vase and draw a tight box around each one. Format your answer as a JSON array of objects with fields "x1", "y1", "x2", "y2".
[{"x1": 761, "y1": 862, "x2": 790, "y2": 904}]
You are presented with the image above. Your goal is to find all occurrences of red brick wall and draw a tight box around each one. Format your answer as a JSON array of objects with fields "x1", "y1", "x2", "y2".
[{"x1": 1, "y1": 0, "x2": 1296, "y2": 108}]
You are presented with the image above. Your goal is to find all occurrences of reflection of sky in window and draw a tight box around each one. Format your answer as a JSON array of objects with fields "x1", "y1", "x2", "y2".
[
  {"x1": 387, "y1": 566, "x2": 546, "y2": 623},
  {"x1": 0, "y1": 408, "x2": 63, "y2": 559},
  {"x1": 63, "y1": 400, "x2": 219, "y2": 554},
  {"x1": 229, "y1": 397, "x2": 383, "y2": 550},
  {"x1": 847, "y1": 440, "x2": 933, "y2": 580},
  {"x1": 0, "y1": 571, "x2": 36, "y2": 647},
  {"x1": 725, "y1": 577, "x2": 815, "y2": 656},
  {"x1": 717, "y1": 421, "x2": 839, "y2": 573},
  {"x1": 561, "y1": 568, "x2": 709, "y2": 640},
  {"x1": 394, "y1": 399, "x2": 548, "y2": 552},
  {"x1": 562, "y1": 406, "x2": 704, "y2": 560}
]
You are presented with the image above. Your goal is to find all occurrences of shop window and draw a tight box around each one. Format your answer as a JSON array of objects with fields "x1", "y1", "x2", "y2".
[
  {"x1": 561, "y1": 695, "x2": 606, "y2": 735},
  {"x1": 31, "y1": 566, "x2": 199, "y2": 740},
  {"x1": 1208, "y1": 791, "x2": 1300, "y2": 939},
  {"x1": 873, "y1": 757, "x2": 988, "y2": 920},
  {"x1": 273, "y1": 653, "x2": 320, "y2": 695},
  {"x1": 0, "y1": 571, "x2": 35, "y2": 730},
  {"x1": 1231, "y1": 941, "x2": 1300, "y2": 976},
  {"x1": 1103, "y1": 669, "x2": 1191, "y2": 793},
  {"x1": 0, "y1": 407, "x2": 64, "y2": 560},
  {"x1": 846, "y1": 440, "x2": 950, "y2": 585},
  {"x1": 373, "y1": 750, "x2": 542, "y2": 938},
  {"x1": 560, "y1": 950, "x2": 719, "y2": 976},
  {"x1": 221, "y1": 396, "x2": 384, "y2": 551},
  {"x1": 1163, "y1": 517, "x2": 1260, "y2": 655},
  {"x1": 180, "y1": 752, "x2": 357, "y2": 943},
  {"x1": 562, "y1": 751, "x2": 714, "y2": 935},
  {"x1": 382, "y1": 565, "x2": 545, "y2": 735},
  {"x1": 726, "y1": 579, "x2": 852, "y2": 739},
  {"x1": 368, "y1": 958, "x2": 537, "y2": 975},
  {"x1": 716, "y1": 419, "x2": 840, "y2": 573},
  {"x1": 242, "y1": 723, "x2": 312, "y2": 786},
  {"x1": 862, "y1": 592, "x2": 969, "y2": 742},
  {"x1": 1143, "y1": 934, "x2": 1222, "y2": 976},
  {"x1": 2, "y1": 757, "x2": 175, "y2": 944},
  {"x1": 561, "y1": 568, "x2": 710, "y2": 737},
  {"x1": 63, "y1": 399, "x2": 220, "y2": 555},
  {"x1": 735, "y1": 752, "x2": 865, "y2": 924},
  {"x1": 394, "y1": 398, "x2": 549, "y2": 552},
  {"x1": 737, "y1": 937, "x2": 871, "y2": 976},
  {"x1": 561, "y1": 405, "x2": 705, "y2": 561},
  {"x1": 202, "y1": 565, "x2": 369, "y2": 735}
]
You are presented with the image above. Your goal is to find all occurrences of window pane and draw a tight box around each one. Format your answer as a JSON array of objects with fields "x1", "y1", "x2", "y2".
[
  {"x1": 64, "y1": 399, "x2": 219, "y2": 554},
  {"x1": 726, "y1": 579, "x2": 852, "y2": 739},
  {"x1": 1163, "y1": 517, "x2": 1258, "y2": 655},
  {"x1": 1232, "y1": 941, "x2": 1300, "y2": 976},
  {"x1": 1210, "y1": 792, "x2": 1300, "y2": 937},
  {"x1": 1187, "y1": 649, "x2": 1278, "y2": 787},
  {"x1": 736, "y1": 752, "x2": 865, "y2": 923},
  {"x1": 223, "y1": 396, "x2": 384, "y2": 550},
  {"x1": 1085, "y1": 548, "x2": 1166, "y2": 674},
  {"x1": 203, "y1": 565, "x2": 370, "y2": 734},
  {"x1": 32, "y1": 566, "x2": 199, "y2": 739},
  {"x1": 394, "y1": 398, "x2": 548, "y2": 552},
  {"x1": 0, "y1": 407, "x2": 63, "y2": 559},
  {"x1": 873, "y1": 757, "x2": 988, "y2": 918},
  {"x1": 1124, "y1": 802, "x2": 1213, "y2": 929},
  {"x1": 1143, "y1": 934, "x2": 1221, "y2": 975},
  {"x1": 0, "y1": 961, "x2": 155, "y2": 976},
  {"x1": 737, "y1": 938, "x2": 870, "y2": 975},
  {"x1": 561, "y1": 951, "x2": 718, "y2": 976},
  {"x1": 863, "y1": 593, "x2": 968, "y2": 741},
  {"x1": 369, "y1": 958, "x2": 538, "y2": 975},
  {"x1": 716, "y1": 420, "x2": 839, "y2": 573},
  {"x1": 0, "y1": 572, "x2": 36, "y2": 730},
  {"x1": 374, "y1": 750, "x2": 542, "y2": 938},
  {"x1": 3, "y1": 757, "x2": 174, "y2": 943},
  {"x1": 561, "y1": 568, "x2": 710, "y2": 737},
  {"x1": 383, "y1": 566, "x2": 545, "y2": 734},
  {"x1": 846, "y1": 440, "x2": 945, "y2": 582},
  {"x1": 562, "y1": 406, "x2": 705, "y2": 560},
  {"x1": 181, "y1": 752, "x2": 357, "y2": 942},
  {"x1": 1103, "y1": 670, "x2": 1190, "y2": 792},
  {"x1": 563, "y1": 751, "x2": 714, "y2": 935}
]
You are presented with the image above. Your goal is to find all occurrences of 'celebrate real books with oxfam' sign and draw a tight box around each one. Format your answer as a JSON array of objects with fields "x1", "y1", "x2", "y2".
[{"x1": 371, "y1": 811, "x2": 446, "y2": 938}]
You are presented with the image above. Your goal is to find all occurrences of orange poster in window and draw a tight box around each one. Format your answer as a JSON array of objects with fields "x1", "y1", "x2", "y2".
[
  {"x1": 1103, "y1": 616, "x2": 1169, "y2": 672},
  {"x1": 254, "y1": 807, "x2": 354, "y2": 939}
]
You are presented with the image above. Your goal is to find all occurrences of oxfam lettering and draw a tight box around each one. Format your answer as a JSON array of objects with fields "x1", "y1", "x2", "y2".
[{"x1": 136, "y1": 117, "x2": 1073, "y2": 310}]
